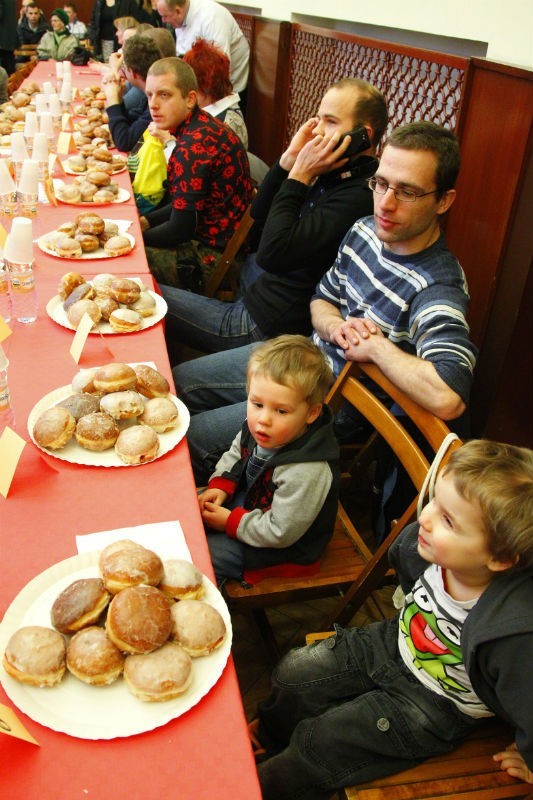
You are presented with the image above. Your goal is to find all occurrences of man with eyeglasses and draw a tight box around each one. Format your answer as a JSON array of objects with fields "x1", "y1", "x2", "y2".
[{"x1": 173, "y1": 121, "x2": 477, "y2": 486}]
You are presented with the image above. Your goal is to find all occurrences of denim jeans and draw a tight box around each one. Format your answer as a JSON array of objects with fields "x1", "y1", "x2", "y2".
[
  {"x1": 172, "y1": 343, "x2": 255, "y2": 484},
  {"x1": 161, "y1": 285, "x2": 265, "y2": 355},
  {"x1": 257, "y1": 618, "x2": 480, "y2": 800}
]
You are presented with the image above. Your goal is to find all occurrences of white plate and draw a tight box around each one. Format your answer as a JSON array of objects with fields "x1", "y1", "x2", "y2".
[
  {"x1": 27, "y1": 384, "x2": 190, "y2": 467},
  {"x1": 0, "y1": 552, "x2": 232, "y2": 740},
  {"x1": 38, "y1": 228, "x2": 135, "y2": 260},
  {"x1": 64, "y1": 164, "x2": 127, "y2": 176},
  {"x1": 54, "y1": 180, "x2": 130, "y2": 206},
  {"x1": 46, "y1": 290, "x2": 167, "y2": 335}
]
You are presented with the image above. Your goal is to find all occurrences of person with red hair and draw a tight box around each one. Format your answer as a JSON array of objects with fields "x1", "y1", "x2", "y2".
[{"x1": 183, "y1": 38, "x2": 248, "y2": 148}]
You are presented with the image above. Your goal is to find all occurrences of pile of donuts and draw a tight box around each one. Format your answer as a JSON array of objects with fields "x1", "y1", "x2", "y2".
[
  {"x1": 57, "y1": 270, "x2": 155, "y2": 331},
  {"x1": 56, "y1": 171, "x2": 123, "y2": 205},
  {"x1": 32, "y1": 362, "x2": 180, "y2": 464},
  {"x1": 0, "y1": 83, "x2": 40, "y2": 138},
  {"x1": 43, "y1": 213, "x2": 133, "y2": 260},
  {"x1": 2, "y1": 540, "x2": 227, "y2": 702},
  {"x1": 64, "y1": 148, "x2": 127, "y2": 176}
]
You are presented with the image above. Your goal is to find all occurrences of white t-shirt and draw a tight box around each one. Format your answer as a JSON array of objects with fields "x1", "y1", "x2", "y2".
[{"x1": 174, "y1": 0, "x2": 249, "y2": 93}]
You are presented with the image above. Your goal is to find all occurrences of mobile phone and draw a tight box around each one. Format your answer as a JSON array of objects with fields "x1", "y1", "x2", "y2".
[{"x1": 336, "y1": 125, "x2": 371, "y2": 158}]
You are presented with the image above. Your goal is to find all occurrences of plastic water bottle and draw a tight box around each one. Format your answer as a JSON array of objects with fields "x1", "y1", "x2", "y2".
[
  {"x1": 5, "y1": 218, "x2": 38, "y2": 324},
  {"x1": 0, "y1": 345, "x2": 15, "y2": 432},
  {"x1": 0, "y1": 262, "x2": 12, "y2": 324}
]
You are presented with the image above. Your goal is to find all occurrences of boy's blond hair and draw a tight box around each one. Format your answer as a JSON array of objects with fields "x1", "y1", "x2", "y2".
[
  {"x1": 246, "y1": 335, "x2": 334, "y2": 408},
  {"x1": 444, "y1": 440, "x2": 533, "y2": 571}
]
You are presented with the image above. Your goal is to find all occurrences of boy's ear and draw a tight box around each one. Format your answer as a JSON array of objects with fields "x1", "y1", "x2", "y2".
[
  {"x1": 487, "y1": 554, "x2": 518, "y2": 573},
  {"x1": 306, "y1": 403, "x2": 322, "y2": 425}
]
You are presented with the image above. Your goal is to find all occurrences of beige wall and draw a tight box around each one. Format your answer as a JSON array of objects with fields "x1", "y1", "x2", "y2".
[{"x1": 227, "y1": 1, "x2": 533, "y2": 70}]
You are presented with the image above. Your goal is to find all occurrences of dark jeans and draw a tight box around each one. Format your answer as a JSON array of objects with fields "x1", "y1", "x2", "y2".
[{"x1": 257, "y1": 618, "x2": 480, "y2": 800}]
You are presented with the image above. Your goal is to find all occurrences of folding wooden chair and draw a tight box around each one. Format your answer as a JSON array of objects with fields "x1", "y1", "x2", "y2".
[
  {"x1": 204, "y1": 190, "x2": 257, "y2": 301},
  {"x1": 223, "y1": 361, "x2": 463, "y2": 658}
]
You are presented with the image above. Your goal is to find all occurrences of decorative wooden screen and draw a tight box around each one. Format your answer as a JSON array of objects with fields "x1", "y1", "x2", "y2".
[{"x1": 285, "y1": 25, "x2": 469, "y2": 147}]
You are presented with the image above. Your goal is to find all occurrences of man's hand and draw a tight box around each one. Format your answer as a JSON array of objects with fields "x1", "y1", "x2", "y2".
[
  {"x1": 330, "y1": 316, "x2": 381, "y2": 351},
  {"x1": 287, "y1": 130, "x2": 351, "y2": 185},
  {"x1": 201, "y1": 501, "x2": 231, "y2": 532},
  {"x1": 198, "y1": 487, "x2": 227, "y2": 512},
  {"x1": 148, "y1": 121, "x2": 174, "y2": 145},
  {"x1": 279, "y1": 117, "x2": 319, "y2": 172},
  {"x1": 101, "y1": 73, "x2": 124, "y2": 106},
  {"x1": 139, "y1": 216, "x2": 150, "y2": 232},
  {"x1": 493, "y1": 742, "x2": 533, "y2": 784}
]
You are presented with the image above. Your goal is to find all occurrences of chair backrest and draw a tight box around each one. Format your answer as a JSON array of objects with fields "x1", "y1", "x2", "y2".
[{"x1": 204, "y1": 190, "x2": 257, "y2": 299}]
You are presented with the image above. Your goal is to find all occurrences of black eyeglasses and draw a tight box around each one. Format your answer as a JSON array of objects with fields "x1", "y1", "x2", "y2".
[{"x1": 368, "y1": 176, "x2": 438, "y2": 203}]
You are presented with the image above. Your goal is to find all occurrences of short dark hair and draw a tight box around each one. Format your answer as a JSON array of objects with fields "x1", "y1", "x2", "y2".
[
  {"x1": 385, "y1": 121, "x2": 460, "y2": 197},
  {"x1": 140, "y1": 27, "x2": 176, "y2": 59},
  {"x1": 329, "y1": 77, "x2": 388, "y2": 148},
  {"x1": 147, "y1": 56, "x2": 198, "y2": 96},
  {"x1": 123, "y1": 36, "x2": 163, "y2": 81}
]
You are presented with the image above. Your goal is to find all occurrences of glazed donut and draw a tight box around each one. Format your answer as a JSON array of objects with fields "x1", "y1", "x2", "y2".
[
  {"x1": 169, "y1": 599, "x2": 226, "y2": 657},
  {"x1": 57, "y1": 271, "x2": 85, "y2": 301},
  {"x1": 114, "y1": 424, "x2": 159, "y2": 465},
  {"x1": 71, "y1": 367, "x2": 98, "y2": 394},
  {"x1": 63, "y1": 282, "x2": 95, "y2": 310},
  {"x1": 139, "y1": 397, "x2": 178, "y2": 433},
  {"x1": 65, "y1": 155, "x2": 86, "y2": 173},
  {"x1": 85, "y1": 169, "x2": 111, "y2": 187},
  {"x1": 92, "y1": 188, "x2": 116, "y2": 204},
  {"x1": 54, "y1": 235, "x2": 83, "y2": 259},
  {"x1": 93, "y1": 362, "x2": 137, "y2": 393},
  {"x1": 56, "y1": 392, "x2": 101, "y2": 420},
  {"x1": 94, "y1": 295, "x2": 119, "y2": 321},
  {"x1": 133, "y1": 364, "x2": 170, "y2": 398},
  {"x1": 99, "y1": 540, "x2": 164, "y2": 593},
  {"x1": 58, "y1": 184, "x2": 82, "y2": 203},
  {"x1": 108, "y1": 308, "x2": 143, "y2": 333},
  {"x1": 109, "y1": 278, "x2": 141, "y2": 306},
  {"x1": 99, "y1": 389, "x2": 144, "y2": 420},
  {"x1": 67, "y1": 299, "x2": 102, "y2": 330},
  {"x1": 79, "y1": 182, "x2": 98, "y2": 202},
  {"x1": 75, "y1": 233, "x2": 100, "y2": 253},
  {"x1": 33, "y1": 406, "x2": 76, "y2": 450},
  {"x1": 91, "y1": 272, "x2": 115, "y2": 297},
  {"x1": 3, "y1": 626, "x2": 66, "y2": 687},
  {"x1": 104, "y1": 235, "x2": 133, "y2": 257},
  {"x1": 158, "y1": 559, "x2": 205, "y2": 601},
  {"x1": 57, "y1": 221, "x2": 77, "y2": 237},
  {"x1": 124, "y1": 643, "x2": 192, "y2": 702},
  {"x1": 92, "y1": 147, "x2": 112, "y2": 163},
  {"x1": 51, "y1": 578, "x2": 111, "y2": 634},
  {"x1": 66, "y1": 626, "x2": 124, "y2": 686},
  {"x1": 87, "y1": 159, "x2": 114, "y2": 175},
  {"x1": 75, "y1": 412, "x2": 120, "y2": 451},
  {"x1": 77, "y1": 213, "x2": 105, "y2": 236},
  {"x1": 106, "y1": 585, "x2": 172, "y2": 654},
  {"x1": 99, "y1": 220, "x2": 119, "y2": 243},
  {"x1": 130, "y1": 291, "x2": 156, "y2": 318}
]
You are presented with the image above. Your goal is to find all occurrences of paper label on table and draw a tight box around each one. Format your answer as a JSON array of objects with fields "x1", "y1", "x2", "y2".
[
  {"x1": 57, "y1": 131, "x2": 76, "y2": 153},
  {"x1": 44, "y1": 176, "x2": 57, "y2": 206},
  {"x1": 0, "y1": 702, "x2": 39, "y2": 745},
  {"x1": 69, "y1": 312, "x2": 93, "y2": 363},
  {"x1": 0, "y1": 314, "x2": 12, "y2": 342},
  {"x1": 0, "y1": 221, "x2": 7, "y2": 249},
  {"x1": 0, "y1": 427, "x2": 26, "y2": 498},
  {"x1": 61, "y1": 113, "x2": 74, "y2": 133}
]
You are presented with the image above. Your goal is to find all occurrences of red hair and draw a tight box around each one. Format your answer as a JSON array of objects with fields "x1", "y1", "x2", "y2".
[{"x1": 183, "y1": 38, "x2": 233, "y2": 102}]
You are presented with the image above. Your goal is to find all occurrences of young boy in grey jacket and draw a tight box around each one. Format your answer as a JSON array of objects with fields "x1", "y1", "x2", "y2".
[{"x1": 198, "y1": 335, "x2": 340, "y2": 585}]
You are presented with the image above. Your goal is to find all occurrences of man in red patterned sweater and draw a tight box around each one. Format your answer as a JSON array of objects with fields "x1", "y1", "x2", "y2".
[{"x1": 140, "y1": 56, "x2": 252, "y2": 292}]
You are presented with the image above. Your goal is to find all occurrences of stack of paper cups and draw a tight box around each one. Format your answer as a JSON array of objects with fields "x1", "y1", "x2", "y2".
[
  {"x1": 60, "y1": 79, "x2": 72, "y2": 108},
  {"x1": 48, "y1": 93, "x2": 62, "y2": 129},
  {"x1": 10, "y1": 132, "x2": 29, "y2": 183},
  {"x1": 31, "y1": 132, "x2": 49, "y2": 182},
  {"x1": 39, "y1": 112, "x2": 55, "y2": 148},
  {"x1": 17, "y1": 160, "x2": 39, "y2": 217},
  {"x1": 35, "y1": 93, "x2": 48, "y2": 114},
  {"x1": 4, "y1": 217, "x2": 37, "y2": 324},
  {"x1": 23, "y1": 111, "x2": 38, "y2": 150},
  {"x1": 0, "y1": 160, "x2": 18, "y2": 217},
  {"x1": 42, "y1": 81, "x2": 53, "y2": 96}
]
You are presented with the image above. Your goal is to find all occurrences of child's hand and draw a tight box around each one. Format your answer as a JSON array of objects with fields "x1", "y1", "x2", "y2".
[
  {"x1": 198, "y1": 487, "x2": 227, "y2": 511},
  {"x1": 493, "y1": 742, "x2": 533, "y2": 783},
  {"x1": 201, "y1": 501, "x2": 231, "y2": 531}
]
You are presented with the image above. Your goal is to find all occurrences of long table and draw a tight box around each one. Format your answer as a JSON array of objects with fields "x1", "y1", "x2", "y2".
[{"x1": 0, "y1": 62, "x2": 261, "y2": 800}]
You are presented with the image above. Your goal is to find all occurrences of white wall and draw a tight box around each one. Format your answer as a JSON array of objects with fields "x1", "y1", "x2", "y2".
[{"x1": 228, "y1": 0, "x2": 533, "y2": 70}]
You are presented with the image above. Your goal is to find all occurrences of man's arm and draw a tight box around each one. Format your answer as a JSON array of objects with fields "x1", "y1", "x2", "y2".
[{"x1": 310, "y1": 298, "x2": 466, "y2": 420}]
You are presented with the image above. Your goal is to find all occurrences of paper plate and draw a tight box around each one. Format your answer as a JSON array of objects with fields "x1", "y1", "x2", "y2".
[
  {"x1": 0, "y1": 552, "x2": 232, "y2": 740},
  {"x1": 46, "y1": 289, "x2": 167, "y2": 335},
  {"x1": 28, "y1": 385, "x2": 189, "y2": 467},
  {"x1": 54, "y1": 180, "x2": 130, "y2": 206},
  {"x1": 38, "y1": 227, "x2": 135, "y2": 260}
]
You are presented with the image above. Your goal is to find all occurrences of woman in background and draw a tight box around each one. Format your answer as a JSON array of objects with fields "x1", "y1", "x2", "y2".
[
  {"x1": 37, "y1": 8, "x2": 78, "y2": 61},
  {"x1": 87, "y1": 0, "x2": 147, "y2": 61}
]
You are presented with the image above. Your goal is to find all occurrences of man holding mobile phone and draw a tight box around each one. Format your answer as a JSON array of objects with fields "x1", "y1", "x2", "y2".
[{"x1": 161, "y1": 77, "x2": 388, "y2": 361}]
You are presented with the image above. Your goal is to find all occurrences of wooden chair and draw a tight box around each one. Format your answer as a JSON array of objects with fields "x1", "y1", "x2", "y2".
[
  {"x1": 204, "y1": 191, "x2": 257, "y2": 301},
  {"x1": 223, "y1": 361, "x2": 462, "y2": 658},
  {"x1": 305, "y1": 635, "x2": 528, "y2": 800}
]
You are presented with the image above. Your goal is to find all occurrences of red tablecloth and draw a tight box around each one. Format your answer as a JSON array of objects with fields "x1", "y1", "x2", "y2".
[{"x1": 0, "y1": 63, "x2": 261, "y2": 800}]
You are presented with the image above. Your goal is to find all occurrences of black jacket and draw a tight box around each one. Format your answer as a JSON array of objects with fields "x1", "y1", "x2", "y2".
[
  {"x1": 243, "y1": 155, "x2": 378, "y2": 337},
  {"x1": 87, "y1": 0, "x2": 149, "y2": 55},
  {"x1": 17, "y1": 14, "x2": 49, "y2": 47}
]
